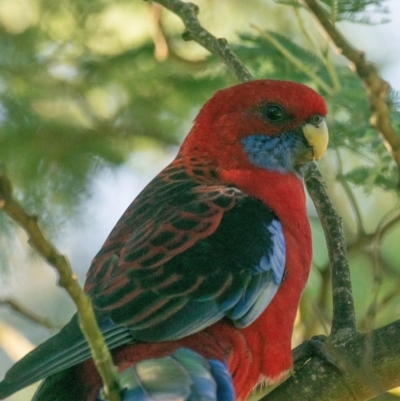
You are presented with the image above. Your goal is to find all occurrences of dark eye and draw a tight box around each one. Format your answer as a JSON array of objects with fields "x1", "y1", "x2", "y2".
[
  {"x1": 310, "y1": 115, "x2": 324, "y2": 126},
  {"x1": 262, "y1": 104, "x2": 284, "y2": 122}
]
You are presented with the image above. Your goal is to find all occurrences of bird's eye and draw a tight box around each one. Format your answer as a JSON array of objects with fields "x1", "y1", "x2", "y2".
[
  {"x1": 262, "y1": 104, "x2": 284, "y2": 122},
  {"x1": 310, "y1": 115, "x2": 324, "y2": 126}
]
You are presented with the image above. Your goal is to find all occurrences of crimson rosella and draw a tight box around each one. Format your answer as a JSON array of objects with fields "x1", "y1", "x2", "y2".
[{"x1": 0, "y1": 79, "x2": 328, "y2": 401}]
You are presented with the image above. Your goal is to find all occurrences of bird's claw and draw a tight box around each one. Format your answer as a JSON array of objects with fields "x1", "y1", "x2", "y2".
[{"x1": 293, "y1": 335, "x2": 340, "y2": 373}]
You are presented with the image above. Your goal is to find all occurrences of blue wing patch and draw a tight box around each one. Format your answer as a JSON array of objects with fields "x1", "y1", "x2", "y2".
[
  {"x1": 265, "y1": 219, "x2": 286, "y2": 284},
  {"x1": 227, "y1": 218, "x2": 286, "y2": 328}
]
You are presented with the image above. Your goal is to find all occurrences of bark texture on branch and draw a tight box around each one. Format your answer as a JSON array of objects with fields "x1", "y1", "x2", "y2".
[
  {"x1": 304, "y1": 163, "x2": 357, "y2": 338},
  {"x1": 262, "y1": 320, "x2": 400, "y2": 401}
]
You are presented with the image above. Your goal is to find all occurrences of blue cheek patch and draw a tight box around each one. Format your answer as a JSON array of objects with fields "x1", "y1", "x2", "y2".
[{"x1": 241, "y1": 133, "x2": 303, "y2": 173}]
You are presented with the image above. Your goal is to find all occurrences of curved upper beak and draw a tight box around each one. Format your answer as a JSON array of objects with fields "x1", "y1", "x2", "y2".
[{"x1": 302, "y1": 119, "x2": 329, "y2": 161}]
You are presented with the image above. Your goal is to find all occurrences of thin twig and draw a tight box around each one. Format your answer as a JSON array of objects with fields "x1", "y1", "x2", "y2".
[
  {"x1": 362, "y1": 208, "x2": 400, "y2": 332},
  {"x1": 250, "y1": 24, "x2": 334, "y2": 95},
  {"x1": 149, "y1": 3, "x2": 169, "y2": 61},
  {"x1": 291, "y1": 2, "x2": 341, "y2": 91},
  {"x1": 303, "y1": 0, "x2": 400, "y2": 190},
  {"x1": 0, "y1": 299, "x2": 62, "y2": 330},
  {"x1": 152, "y1": 0, "x2": 253, "y2": 82},
  {"x1": 0, "y1": 169, "x2": 121, "y2": 401},
  {"x1": 321, "y1": 47, "x2": 341, "y2": 91},
  {"x1": 335, "y1": 148, "x2": 365, "y2": 236},
  {"x1": 292, "y1": 2, "x2": 317, "y2": 51},
  {"x1": 359, "y1": 282, "x2": 400, "y2": 330}
]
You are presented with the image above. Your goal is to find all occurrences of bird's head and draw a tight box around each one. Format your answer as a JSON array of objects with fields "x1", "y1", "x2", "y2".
[{"x1": 181, "y1": 79, "x2": 328, "y2": 174}]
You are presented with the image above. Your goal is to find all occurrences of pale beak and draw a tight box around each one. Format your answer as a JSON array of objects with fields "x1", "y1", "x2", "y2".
[{"x1": 302, "y1": 119, "x2": 329, "y2": 161}]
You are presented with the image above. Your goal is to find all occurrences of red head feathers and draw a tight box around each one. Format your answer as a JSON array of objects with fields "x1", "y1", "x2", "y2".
[{"x1": 181, "y1": 79, "x2": 328, "y2": 172}]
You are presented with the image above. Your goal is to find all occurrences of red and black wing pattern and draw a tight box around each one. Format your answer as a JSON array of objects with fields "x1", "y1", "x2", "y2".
[
  {"x1": 85, "y1": 156, "x2": 234, "y2": 288},
  {"x1": 84, "y1": 155, "x2": 284, "y2": 342}
]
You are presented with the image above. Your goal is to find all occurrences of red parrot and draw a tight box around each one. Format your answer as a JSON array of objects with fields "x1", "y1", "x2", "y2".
[{"x1": 0, "y1": 79, "x2": 328, "y2": 401}]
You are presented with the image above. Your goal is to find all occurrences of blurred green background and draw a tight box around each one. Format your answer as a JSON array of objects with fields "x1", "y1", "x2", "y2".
[{"x1": 0, "y1": 0, "x2": 399, "y2": 399}]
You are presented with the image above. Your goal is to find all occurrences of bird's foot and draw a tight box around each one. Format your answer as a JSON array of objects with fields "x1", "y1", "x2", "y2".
[{"x1": 292, "y1": 335, "x2": 340, "y2": 374}]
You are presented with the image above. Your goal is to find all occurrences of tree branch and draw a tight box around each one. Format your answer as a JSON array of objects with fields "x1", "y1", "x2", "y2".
[
  {"x1": 304, "y1": 163, "x2": 357, "y2": 338},
  {"x1": 303, "y1": 0, "x2": 400, "y2": 190},
  {"x1": 0, "y1": 299, "x2": 62, "y2": 330},
  {"x1": 151, "y1": 0, "x2": 253, "y2": 83},
  {"x1": 262, "y1": 320, "x2": 400, "y2": 401},
  {"x1": 0, "y1": 168, "x2": 121, "y2": 401}
]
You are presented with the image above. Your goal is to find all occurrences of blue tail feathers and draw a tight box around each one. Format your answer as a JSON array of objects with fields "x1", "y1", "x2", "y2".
[{"x1": 97, "y1": 348, "x2": 235, "y2": 401}]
